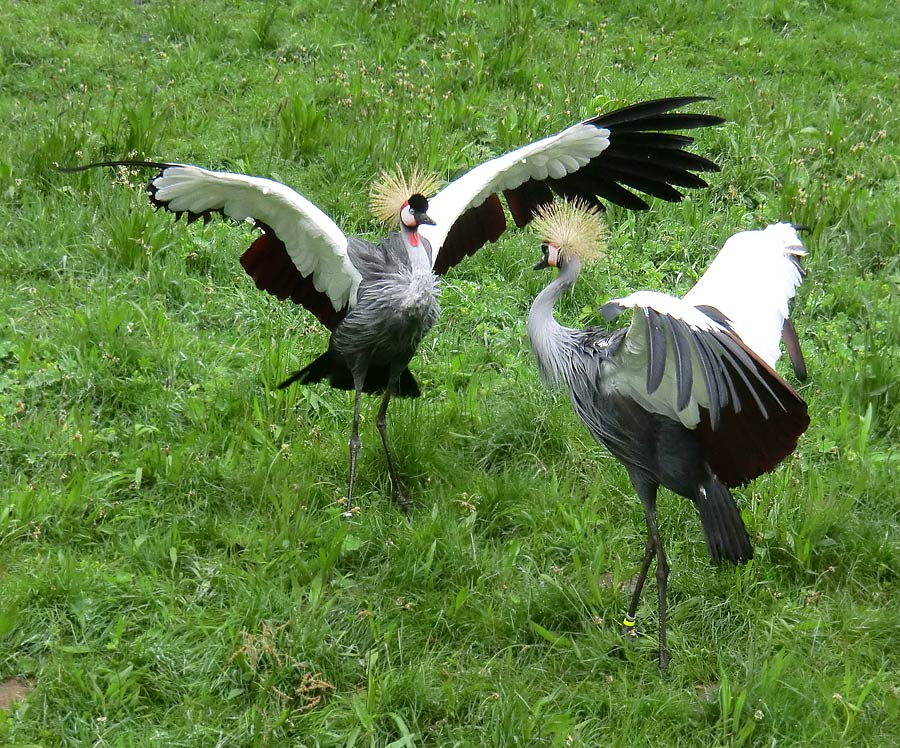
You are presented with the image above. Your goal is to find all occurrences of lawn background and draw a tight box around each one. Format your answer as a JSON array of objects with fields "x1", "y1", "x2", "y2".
[{"x1": 1, "y1": 0, "x2": 899, "y2": 745}]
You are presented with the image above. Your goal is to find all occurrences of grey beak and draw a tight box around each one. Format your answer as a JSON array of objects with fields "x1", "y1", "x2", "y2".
[{"x1": 415, "y1": 211, "x2": 436, "y2": 226}]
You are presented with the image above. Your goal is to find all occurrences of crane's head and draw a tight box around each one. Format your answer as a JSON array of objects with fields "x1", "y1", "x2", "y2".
[
  {"x1": 370, "y1": 167, "x2": 440, "y2": 228},
  {"x1": 531, "y1": 200, "x2": 607, "y2": 270}
]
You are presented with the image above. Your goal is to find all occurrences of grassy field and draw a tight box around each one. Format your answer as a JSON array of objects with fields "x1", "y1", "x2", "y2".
[{"x1": 1, "y1": 0, "x2": 899, "y2": 745}]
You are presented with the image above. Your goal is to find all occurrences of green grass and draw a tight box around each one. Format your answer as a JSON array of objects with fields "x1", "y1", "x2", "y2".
[{"x1": 2, "y1": 0, "x2": 899, "y2": 745}]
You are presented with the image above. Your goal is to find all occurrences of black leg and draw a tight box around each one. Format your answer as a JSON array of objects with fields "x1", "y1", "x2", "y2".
[
  {"x1": 345, "y1": 375, "x2": 365, "y2": 517},
  {"x1": 626, "y1": 475, "x2": 670, "y2": 669},
  {"x1": 646, "y1": 507, "x2": 670, "y2": 670},
  {"x1": 375, "y1": 390, "x2": 412, "y2": 513},
  {"x1": 623, "y1": 533, "x2": 656, "y2": 637}
]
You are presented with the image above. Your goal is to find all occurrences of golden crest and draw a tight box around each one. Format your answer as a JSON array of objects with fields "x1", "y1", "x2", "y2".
[
  {"x1": 369, "y1": 166, "x2": 441, "y2": 226},
  {"x1": 532, "y1": 199, "x2": 608, "y2": 262}
]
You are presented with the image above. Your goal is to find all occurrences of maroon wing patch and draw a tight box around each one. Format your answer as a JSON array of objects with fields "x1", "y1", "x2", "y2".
[
  {"x1": 697, "y1": 341, "x2": 809, "y2": 486},
  {"x1": 239, "y1": 225, "x2": 346, "y2": 330},
  {"x1": 503, "y1": 181, "x2": 555, "y2": 227},
  {"x1": 432, "y1": 193, "x2": 506, "y2": 276}
]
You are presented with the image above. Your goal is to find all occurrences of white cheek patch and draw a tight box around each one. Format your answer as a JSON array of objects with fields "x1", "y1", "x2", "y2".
[
  {"x1": 547, "y1": 244, "x2": 560, "y2": 267},
  {"x1": 400, "y1": 204, "x2": 415, "y2": 228}
]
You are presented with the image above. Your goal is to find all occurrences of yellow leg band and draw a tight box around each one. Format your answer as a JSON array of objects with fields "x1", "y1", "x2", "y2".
[{"x1": 622, "y1": 615, "x2": 636, "y2": 628}]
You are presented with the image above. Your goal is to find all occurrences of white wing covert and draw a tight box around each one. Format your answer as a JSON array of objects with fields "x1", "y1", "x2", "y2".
[
  {"x1": 683, "y1": 223, "x2": 806, "y2": 368},
  {"x1": 420, "y1": 122, "x2": 611, "y2": 255},
  {"x1": 148, "y1": 165, "x2": 362, "y2": 311},
  {"x1": 602, "y1": 293, "x2": 730, "y2": 429}
]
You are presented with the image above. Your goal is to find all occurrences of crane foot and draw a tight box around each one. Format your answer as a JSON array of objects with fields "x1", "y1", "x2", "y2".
[{"x1": 392, "y1": 489, "x2": 415, "y2": 514}]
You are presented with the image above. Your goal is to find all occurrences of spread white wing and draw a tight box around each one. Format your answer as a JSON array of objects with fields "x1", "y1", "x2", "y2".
[
  {"x1": 421, "y1": 121, "x2": 610, "y2": 252},
  {"x1": 418, "y1": 96, "x2": 723, "y2": 275},
  {"x1": 145, "y1": 164, "x2": 361, "y2": 312}
]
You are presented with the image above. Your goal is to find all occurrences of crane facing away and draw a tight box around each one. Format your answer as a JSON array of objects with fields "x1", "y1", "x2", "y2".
[
  {"x1": 66, "y1": 96, "x2": 723, "y2": 515},
  {"x1": 526, "y1": 202, "x2": 809, "y2": 668}
]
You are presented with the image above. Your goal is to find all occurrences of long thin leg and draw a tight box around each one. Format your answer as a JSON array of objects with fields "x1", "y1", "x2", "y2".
[
  {"x1": 623, "y1": 534, "x2": 656, "y2": 637},
  {"x1": 345, "y1": 375, "x2": 365, "y2": 517},
  {"x1": 375, "y1": 390, "x2": 412, "y2": 513},
  {"x1": 625, "y1": 475, "x2": 670, "y2": 669},
  {"x1": 645, "y1": 506, "x2": 670, "y2": 670}
]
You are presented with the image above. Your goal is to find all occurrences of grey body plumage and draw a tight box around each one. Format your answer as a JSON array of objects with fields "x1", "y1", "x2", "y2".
[
  {"x1": 528, "y1": 257, "x2": 698, "y2": 485},
  {"x1": 319, "y1": 233, "x2": 440, "y2": 392},
  {"x1": 340, "y1": 235, "x2": 439, "y2": 359}
]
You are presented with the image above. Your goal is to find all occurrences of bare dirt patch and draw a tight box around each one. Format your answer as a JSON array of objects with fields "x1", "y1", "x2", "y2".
[{"x1": 0, "y1": 679, "x2": 32, "y2": 711}]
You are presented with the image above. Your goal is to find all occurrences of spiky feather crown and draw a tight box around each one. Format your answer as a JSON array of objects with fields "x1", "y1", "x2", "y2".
[
  {"x1": 369, "y1": 166, "x2": 441, "y2": 226},
  {"x1": 532, "y1": 199, "x2": 608, "y2": 262}
]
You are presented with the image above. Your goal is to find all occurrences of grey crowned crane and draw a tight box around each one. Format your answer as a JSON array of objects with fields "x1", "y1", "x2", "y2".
[
  {"x1": 526, "y1": 202, "x2": 809, "y2": 668},
  {"x1": 66, "y1": 96, "x2": 723, "y2": 515}
]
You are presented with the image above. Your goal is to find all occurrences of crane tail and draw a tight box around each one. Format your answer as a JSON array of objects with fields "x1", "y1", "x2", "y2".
[
  {"x1": 695, "y1": 478, "x2": 753, "y2": 565},
  {"x1": 277, "y1": 354, "x2": 420, "y2": 398}
]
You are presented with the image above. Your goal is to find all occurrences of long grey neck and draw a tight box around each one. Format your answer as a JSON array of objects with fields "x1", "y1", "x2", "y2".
[{"x1": 527, "y1": 257, "x2": 581, "y2": 388}]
